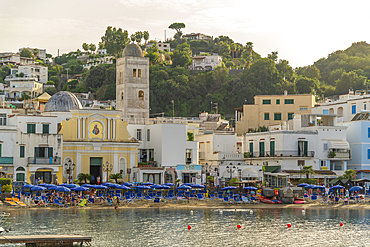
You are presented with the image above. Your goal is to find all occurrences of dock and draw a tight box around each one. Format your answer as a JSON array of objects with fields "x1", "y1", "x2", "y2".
[{"x1": 0, "y1": 234, "x2": 92, "y2": 246}]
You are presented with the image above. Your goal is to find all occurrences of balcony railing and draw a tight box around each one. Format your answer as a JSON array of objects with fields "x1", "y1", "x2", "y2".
[
  {"x1": 328, "y1": 150, "x2": 351, "y2": 159},
  {"x1": 0, "y1": 157, "x2": 13, "y2": 164},
  {"x1": 246, "y1": 150, "x2": 315, "y2": 158},
  {"x1": 28, "y1": 157, "x2": 61, "y2": 165},
  {"x1": 199, "y1": 152, "x2": 205, "y2": 160}
]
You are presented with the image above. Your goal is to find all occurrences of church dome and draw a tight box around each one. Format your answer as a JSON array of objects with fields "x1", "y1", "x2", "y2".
[
  {"x1": 122, "y1": 43, "x2": 144, "y2": 57},
  {"x1": 44, "y1": 91, "x2": 82, "y2": 112}
]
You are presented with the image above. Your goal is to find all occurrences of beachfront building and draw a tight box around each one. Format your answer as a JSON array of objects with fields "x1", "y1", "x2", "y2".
[
  {"x1": 243, "y1": 113, "x2": 350, "y2": 185},
  {"x1": 235, "y1": 92, "x2": 316, "y2": 135},
  {"x1": 190, "y1": 55, "x2": 222, "y2": 71},
  {"x1": 4, "y1": 76, "x2": 43, "y2": 99},
  {"x1": 0, "y1": 109, "x2": 17, "y2": 180},
  {"x1": 43, "y1": 91, "x2": 139, "y2": 184}
]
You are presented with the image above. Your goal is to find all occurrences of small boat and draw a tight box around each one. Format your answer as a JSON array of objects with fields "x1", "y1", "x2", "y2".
[
  {"x1": 260, "y1": 197, "x2": 282, "y2": 204},
  {"x1": 294, "y1": 198, "x2": 305, "y2": 204}
]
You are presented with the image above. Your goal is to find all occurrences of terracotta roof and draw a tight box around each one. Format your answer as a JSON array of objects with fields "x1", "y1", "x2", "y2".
[
  {"x1": 357, "y1": 170, "x2": 370, "y2": 173},
  {"x1": 283, "y1": 170, "x2": 336, "y2": 175}
]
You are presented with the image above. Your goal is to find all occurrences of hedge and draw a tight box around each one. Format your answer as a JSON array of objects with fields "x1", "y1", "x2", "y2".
[{"x1": 0, "y1": 178, "x2": 12, "y2": 186}]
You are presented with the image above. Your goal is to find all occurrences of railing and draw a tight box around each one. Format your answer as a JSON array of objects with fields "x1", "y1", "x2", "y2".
[
  {"x1": 28, "y1": 157, "x2": 61, "y2": 165},
  {"x1": 0, "y1": 157, "x2": 13, "y2": 164},
  {"x1": 328, "y1": 150, "x2": 351, "y2": 159},
  {"x1": 199, "y1": 152, "x2": 205, "y2": 160},
  {"x1": 247, "y1": 150, "x2": 315, "y2": 158}
]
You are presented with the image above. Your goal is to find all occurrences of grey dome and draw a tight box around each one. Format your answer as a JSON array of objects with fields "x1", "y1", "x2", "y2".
[
  {"x1": 122, "y1": 43, "x2": 143, "y2": 57},
  {"x1": 44, "y1": 91, "x2": 82, "y2": 112}
]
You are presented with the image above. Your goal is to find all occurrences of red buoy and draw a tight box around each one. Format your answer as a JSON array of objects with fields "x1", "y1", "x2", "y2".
[
  {"x1": 287, "y1": 223, "x2": 292, "y2": 228},
  {"x1": 340, "y1": 222, "x2": 343, "y2": 227},
  {"x1": 237, "y1": 225, "x2": 241, "y2": 229},
  {"x1": 188, "y1": 225, "x2": 191, "y2": 230}
]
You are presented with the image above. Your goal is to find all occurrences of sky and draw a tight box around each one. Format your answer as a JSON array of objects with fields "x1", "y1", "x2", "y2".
[{"x1": 1, "y1": 0, "x2": 370, "y2": 68}]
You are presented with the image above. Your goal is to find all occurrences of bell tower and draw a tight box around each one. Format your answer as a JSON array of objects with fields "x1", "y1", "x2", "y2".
[{"x1": 116, "y1": 43, "x2": 149, "y2": 122}]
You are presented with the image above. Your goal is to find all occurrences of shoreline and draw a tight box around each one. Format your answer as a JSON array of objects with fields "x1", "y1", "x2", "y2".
[{"x1": 3, "y1": 201, "x2": 370, "y2": 211}]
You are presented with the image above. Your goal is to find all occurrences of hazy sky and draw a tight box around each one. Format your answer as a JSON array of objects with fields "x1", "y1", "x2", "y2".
[{"x1": 1, "y1": 0, "x2": 370, "y2": 68}]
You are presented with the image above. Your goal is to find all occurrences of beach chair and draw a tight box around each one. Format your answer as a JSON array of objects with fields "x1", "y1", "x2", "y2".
[
  {"x1": 136, "y1": 193, "x2": 144, "y2": 200},
  {"x1": 234, "y1": 196, "x2": 243, "y2": 204},
  {"x1": 241, "y1": 196, "x2": 251, "y2": 204},
  {"x1": 153, "y1": 198, "x2": 160, "y2": 203},
  {"x1": 78, "y1": 199, "x2": 87, "y2": 207},
  {"x1": 144, "y1": 196, "x2": 153, "y2": 202},
  {"x1": 196, "y1": 194, "x2": 206, "y2": 201},
  {"x1": 4, "y1": 198, "x2": 19, "y2": 207},
  {"x1": 209, "y1": 194, "x2": 216, "y2": 200},
  {"x1": 41, "y1": 196, "x2": 53, "y2": 207},
  {"x1": 12, "y1": 197, "x2": 27, "y2": 207},
  {"x1": 223, "y1": 197, "x2": 234, "y2": 204},
  {"x1": 53, "y1": 199, "x2": 64, "y2": 207},
  {"x1": 321, "y1": 197, "x2": 328, "y2": 205},
  {"x1": 125, "y1": 194, "x2": 135, "y2": 203},
  {"x1": 311, "y1": 195, "x2": 317, "y2": 202},
  {"x1": 218, "y1": 194, "x2": 223, "y2": 200},
  {"x1": 251, "y1": 196, "x2": 259, "y2": 204},
  {"x1": 176, "y1": 196, "x2": 188, "y2": 203},
  {"x1": 156, "y1": 191, "x2": 163, "y2": 199}
]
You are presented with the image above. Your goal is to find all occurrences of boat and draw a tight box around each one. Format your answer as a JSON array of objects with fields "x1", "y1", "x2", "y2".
[
  {"x1": 260, "y1": 196, "x2": 282, "y2": 204},
  {"x1": 294, "y1": 198, "x2": 305, "y2": 204}
]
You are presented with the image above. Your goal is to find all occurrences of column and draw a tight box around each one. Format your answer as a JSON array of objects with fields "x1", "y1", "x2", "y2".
[
  {"x1": 77, "y1": 117, "x2": 81, "y2": 140},
  {"x1": 82, "y1": 117, "x2": 86, "y2": 140},
  {"x1": 343, "y1": 161, "x2": 347, "y2": 171},
  {"x1": 76, "y1": 153, "x2": 82, "y2": 176},
  {"x1": 114, "y1": 153, "x2": 118, "y2": 174},
  {"x1": 107, "y1": 118, "x2": 111, "y2": 140},
  {"x1": 112, "y1": 118, "x2": 116, "y2": 140}
]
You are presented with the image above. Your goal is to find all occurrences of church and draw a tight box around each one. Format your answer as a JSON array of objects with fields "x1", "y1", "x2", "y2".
[{"x1": 43, "y1": 43, "x2": 149, "y2": 183}]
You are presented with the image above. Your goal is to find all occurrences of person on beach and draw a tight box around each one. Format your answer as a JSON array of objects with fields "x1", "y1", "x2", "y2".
[{"x1": 97, "y1": 176, "x2": 100, "y2": 185}]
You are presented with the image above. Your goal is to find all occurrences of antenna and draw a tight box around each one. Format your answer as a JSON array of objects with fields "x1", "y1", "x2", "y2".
[{"x1": 164, "y1": 30, "x2": 166, "y2": 41}]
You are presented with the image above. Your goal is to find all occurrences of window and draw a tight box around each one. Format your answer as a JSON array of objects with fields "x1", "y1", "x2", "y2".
[
  {"x1": 365, "y1": 104, "x2": 367, "y2": 110},
  {"x1": 352, "y1": 104, "x2": 356, "y2": 114},
  {"x1": 20, "y1": 146, "x2": 25, "y2": 158},
  {"x1": 262, "y1": 99, "x2": 271, "y2": 104},
  {"x1": 42, "y1": 124, "x2": 49, "y2": 134},
  {"x1": 138, "y1": 90, "x2": 144, "y2": 99},
  {"x1": 368, "y1": 127, "x2": 370, "y2": 138},
  {"x1": 298, "y1": 141, "x2": 308, "y2": 157},
  {"x1": 368, "y1": 148, "x2": 370, "y2": 159},
  {"x1": 133, "y1": 69, "x2": 137, "y2": 77},
  {"x1": 274, "y1": 113, "x2": 281, "y2": 120},
  {"x1": 207, "y1": 141, "x2": 210, "y2": 153},
  {"x1": 276, "y1": 99, "x2": 280, "y2": 104},
  {"x1": 288, "y1": 113, "x2": 294, "y2": 120},
  {"x1": 186, "y1": 149, "x2": 192, "y2": 164},
  {"x1": 34, "y1": 147, "x2": 53, "y2": 158},
  {"x1": 270, "y1": 141, "x2": 275, "y2": 156},
  {"x1": 137, "y1": 129, "x2": 142, "y2": 141},
  {"x1": 147, "y1": 129, "x2": 150, "y2": 141},
  {"x1": 285, "y1": 99, "x2": 294, "y2": 104},
  {"x1": 121, "y1": 92, "x2": 124, "y2": 100},
  {"x1": 323, "y1": 143, "x2": 328, "y2": 151},
  {"x1": 323, "y1": 109, "x2": 329, "y2": 115},
  {"x1": 27, "y1": 124, "x2": 36, "y2": 133},
  {"x1": 249, "y1": 142, "x2": 253, "y2": 157},
  {"x1": 138, "y1": 69, "x2": 142, "y2": 78},
  {"x1": 320, "y1": 160, "x2": 325, "y2": 167},
  {"x1": 300, "y1": 107, "x2": 308, "y2": 111},
  {"x1": 0, "y1": 114, "x2": 6, "y2": 125},
  {"x1": 264, "y1": 113, "x2": 269, "y2": 120},
  {"x1": 298, "y1": 160, "x2": 305, "y2": 166},
  {"x1": 259, "y1": 142, "x2": 265, "y2": 157}
]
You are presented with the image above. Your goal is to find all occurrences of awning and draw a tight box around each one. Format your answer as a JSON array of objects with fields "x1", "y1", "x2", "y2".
[
  {"x1": 241, "y1": 167, "x2": 259, "y2": 177},
  {"x1": 328, "y1": 140, "x2": 350, "y2": 150},
  {"x1": 264, "y1": 172, "x2": 290, "y2": 177}
]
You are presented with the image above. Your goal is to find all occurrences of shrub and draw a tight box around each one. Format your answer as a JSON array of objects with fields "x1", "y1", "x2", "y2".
[
  {"x1": 244, "y1": 152, "x2": 250, "y2": 158},
  {"x1": 0, "y1": 178, "x2": 11, "y2": 186},
  {"x1": 2, "y1": 184, "x2": 12, "y2": 193},
  {"x1": 229, "y1": 177, "x2": 240, "y2": 186},
  {"x1": 299, "y1": 178, "x2": 318, "y2": 185}
]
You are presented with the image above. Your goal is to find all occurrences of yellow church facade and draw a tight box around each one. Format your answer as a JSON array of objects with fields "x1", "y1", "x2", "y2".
[{"x1": 59, "y1": 109, "x2": 139, "y2": 183}]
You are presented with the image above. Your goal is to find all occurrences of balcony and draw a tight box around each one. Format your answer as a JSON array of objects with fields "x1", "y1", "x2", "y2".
[
  {"x1": 246, "y1": 150, "x2": 315, "y2": 158},
  {"x1": 28, "y1": 157, "x2": 61, "y2": 165},
  {"x1": 199, "y1": 152, "x2": 205, "y2": 160},
  {"x1": 328, "y1": 150, "x2": 351, "y2": 159},
  {"x1": 0, "y1": 157, "x2": 13, "y2": 164}
]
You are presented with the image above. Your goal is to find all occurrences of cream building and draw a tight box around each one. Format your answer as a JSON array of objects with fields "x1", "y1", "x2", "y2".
[
  {"x1": 4, "y1": 76, "x2": 43, "y2": 99},
  {"x1": 43, "y1": 91, "x2": 139, "y2": 184},
  {"x1": 235, "y1": 92, "x2": 315, "y2": 135}
]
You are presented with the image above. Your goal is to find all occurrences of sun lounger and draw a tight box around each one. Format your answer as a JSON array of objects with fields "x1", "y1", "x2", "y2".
[
  {"x1": 125, "y1": 195, "x2": 135, "y2": 203},
  {"x1": 78, "y1": 199, "x2": 87, "y2": 207},
  {"x1": 251, "y1": 197, "x2": 259, "y2": 204},
  {"x1": 12, "y1": 197, "x2": 27, "y2": 207},
  {"x1": 196, "y1": 194, "x2": 206, "y2": 201},
  {"x1": 153, "y1": 198, "x2": 160, "y2": 203},
  {"x1": 218, "y1": 194, "x2": 223, "y2": 200},
  {"x1": 241, "y1": 196, "x2": 251, "y2": 204},
  {"x1": 234, "y1": 197, "x2": 243, "y2": 204},
  {"x1": 223, "y1": 197, "x2": 234, "y2": 204},
  {"x1": 53, "y1": 199, "x2": 64, "y2": 207},
  {"x1": 209, "y1": 194, "x2": 216, "y2": 200},
  {"x1": 176, "y1": 196, "x2": 188, "y2": 203},
  {"x1": 4, "y1": 198, "x2": 19, "y2": 207}
]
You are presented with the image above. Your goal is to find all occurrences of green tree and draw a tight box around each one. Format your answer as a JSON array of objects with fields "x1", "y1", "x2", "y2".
[
  {"x1": 77, "y1": 173, "x2": 92, "y2": 183},
  {"x1": 267, "y1": 51, "x2": 278, "y2": 62},
  {"x1": 44, "y1": 87, "x2": 57, "y2": 96},
  {"x1": 101, "y1": 26, "x2": 129, "y2": 57},
  {"x1": 229, "y1": 177, "x2": 240, "y2": 186},
  {"x1": 145, "y1": 51, "x2": 159, "y2": 65},
  {"x1": 82, "y1": 43, "x2": 89, "y2": 52},
  {"x1": 295, "y1": 76, "x2": 315, "y2": 94},
  {"x1": 300, "y1": 165, "x2": 315, "y2": 179},
  {"x1": 109, "y1": 173, "x2": 122, "y2": 183},
  {"x1": 169, "y1": 22, "x2": 185, "y2": 41},
  {"x1": 225, "y1": 61, "x2": 234, "y2": 68},
  {"x1": 187, "y1": 132, "x2": 194, "y2": 141},
  {"x1": 32, "y1": 48, "x2": 39, "y2": 58},
  {"x1": 20, "y1": 48, "x2": 33, "y2": 58},
  {"x1": 135, "y1": 31, "x2": 143, "y2": 44},
  {"x1": 143, "y1": 31, "x2": 149, "y2": 44},
  {"x1": 171, "y1": 43, "x2": 192, "y2": 67},
  {"x1": 337, "y1": 169, "x2": 355, "y2": 180},
  {"x1": 89, "y1": 44, "x2": 96, "y2": 53}
]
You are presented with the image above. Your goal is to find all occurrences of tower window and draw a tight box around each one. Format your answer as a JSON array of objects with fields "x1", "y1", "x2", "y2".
[
  {"x1": 133, "y1": 69, "x2": 137, "y2": 77},
  {"x1": 138, "y1": 90, "x2": 144, "y2": 99},
  {"x1": 120, "y1": 71, "x2": 122, "y2": 81},
  {"x1": 121, "y1": 92, "x2": 124, "y2": 100},
  {"x1": 138, "y1": 69, "x2": 142, "y2": 77}
]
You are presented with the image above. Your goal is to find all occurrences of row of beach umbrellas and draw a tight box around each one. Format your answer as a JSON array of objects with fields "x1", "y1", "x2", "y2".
[{"x1": 298, "y1": 183, "x2": 363, "y2": 192}]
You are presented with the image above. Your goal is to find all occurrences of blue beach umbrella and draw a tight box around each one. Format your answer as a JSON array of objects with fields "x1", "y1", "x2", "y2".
[
  {"x1": 39, "y1": 183, "x2": 54, "y2": 188},
  {"x1": 304, "y1": 185, "x2": 315, "y2": 189},
  {"x1": 244, "y1": 186, "x2": 258, "y2": 190},
  {"x1": 191, "y1": 184, "x2": 205, "y2": 188},
  {"x1": 297, "y1": 183, "x2": 309, "y2": 187},
  {"x1": 123, "y1": 182, "x2": 133, "y2": 187},
  {"x1": 31, "y1": 186, "x2": 46, "y2": 191},
  {"x1": 221, "y1": 186, "x2": 237, "y2": 191},
  {"x1": 71, "y1": 187, "x2": 88, "y2": 192},
  {"x1": 81, "y1": 184, "x2": 94, "y2": 188},
  {"x1": 142, "y1": 182, "x2": 154, "y2": 186},
  {"x1": 178, "y1": 185, "x2": 192, "y2": 190},
  {"x1": 136, "y1": 185, "x2": 151, "y2": 189},
  {"x1": 60, "y1": 183, "x2": 79, "y2": 188},
  {"x1": 117, "y1": 185, "x2": 132, "y2": 190},
  {"x1": 150, "y1": 184, "x2": 161, "y2": 189},
  {"x1": 183, "y1": 183, "x2": 193, "y2": 186},
  {"x1": 349, "y1": 186, "x2": 363, "y2": 192},
  {"x1": 107, "y1": 184, "x2": 120, "y2": 189},
  {"x1": 92, "y1": 185, "x2": 108, "y2": 190},
  {"x1": 54, "y1": 186, "x2": 71, "y2": 192},
  {"x1": 331, "y1": 185, "x2": 345, "y2": 190},
  {"x1": 163, "y1": 183, "x2": 175, "y2": 186},
  {"x1": 101, "y1": 183, "x2": 113, "y2": 186},
  {"x1": 0, "y1": 184, "x2": 2, "y2": 194}
]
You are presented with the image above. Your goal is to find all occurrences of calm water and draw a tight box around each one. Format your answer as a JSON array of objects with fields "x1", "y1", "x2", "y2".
[{"x1": 2, "y1": 207, "x2": 370, "y2": 246}]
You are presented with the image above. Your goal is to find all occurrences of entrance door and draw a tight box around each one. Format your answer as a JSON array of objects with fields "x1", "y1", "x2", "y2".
[
  {"x1": 35, "y1": 171, "x2": 51, "y2": 184},
  {"x1": 90, "y1": 157, "x2": 102, "y2": 184},
  {"x1": 16, "y1": 173, "x2": 25, "y2": 182}
]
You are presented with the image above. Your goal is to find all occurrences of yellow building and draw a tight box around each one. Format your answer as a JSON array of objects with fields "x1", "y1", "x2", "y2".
[
  {"x1": 235, "y1": 93, "x2": 315, "y2": 135},
  {"x1": 44, "y1": 91, "x2": 139, "y2": 183}
]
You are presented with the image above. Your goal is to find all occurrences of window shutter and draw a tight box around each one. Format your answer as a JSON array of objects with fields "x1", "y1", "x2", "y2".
[
  {"x1": 48, "y1": 147, "x2": 53, "y2": 158},
  {"x1": 304, "y1": 141, "x2": 308, "y2": 156},
  {"x1": 34, "y1": 147, "x2": 39, "y2": 158}
]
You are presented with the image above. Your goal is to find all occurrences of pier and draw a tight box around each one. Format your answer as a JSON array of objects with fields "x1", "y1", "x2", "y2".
[{"x1": 0, "y1": 234, "x2": 91, "y2": 246}]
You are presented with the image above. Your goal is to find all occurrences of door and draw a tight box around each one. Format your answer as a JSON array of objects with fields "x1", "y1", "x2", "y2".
[
  {"x1": 90, "y1": 157, "x2": 102, "y2": 184},
  {"x1": 259, "y1": 142, "x2": 265, "y2": 157},
  {"x1": 270, "y1": 141, "x2": 275, "y2": 156},
  {"x1": 16, "y1": 173, "x2": 25, "y2": 182}
]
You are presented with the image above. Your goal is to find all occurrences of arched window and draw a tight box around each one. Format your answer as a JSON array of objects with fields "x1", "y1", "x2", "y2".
[
  {"x1": 119, "y1": 158, "x2": 127, "y2": 178},
  {"x1": 138, "y1": 91, "x2": 144, "y2": 99},
  {"x1": 16, "y1": 167, "x2": 25, "y2": 171}
]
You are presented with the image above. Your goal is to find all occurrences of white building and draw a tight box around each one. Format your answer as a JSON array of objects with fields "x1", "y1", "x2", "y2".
[
  {"x1": 19, "y1": 47, "x2": 46, "y2": 60},
  {"x1": 10, "y1": 65, "x2": 48, "y2": 83},
  {"x1": 82, "y1": 56, "x2": 114, "y2": 70},
  {"x1": 243, "y1": 114, "x2": 350, "y2": 185},
  {"x1": 146, "y1": 42, "x2": 171, "y2": 53},
  {"x1": 4, "y1": 76, "x2": 43, "y2": 99},
  {"x1": 191, "y1": 55, "x2": 222, "y2": 71}
]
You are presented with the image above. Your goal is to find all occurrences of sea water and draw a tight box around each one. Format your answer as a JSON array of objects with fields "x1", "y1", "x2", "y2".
[{"x1": 2, "y1": 207, "x2": 370, "y2": 246}]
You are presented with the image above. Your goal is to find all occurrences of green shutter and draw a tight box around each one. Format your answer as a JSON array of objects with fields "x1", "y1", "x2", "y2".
[
  {"x1": 249, "y1": 142, "x2": 253, "y2": 156},
  {"x1": 270, "y1": 141, "x2": 275, "y2": 156},
  {"x1": 0, "y1": 144, "x2": 2, "y2": 157},
  {"x1": 48, "y1": 147, "x2": 53, "y2": 158},
  {"x1": 259, "y1": 142, "x2": 265, "y2": 157},
  {"x1": 20, "y1": 146, "x2": 25, "y2": 158},
  {"x1": 34, "y1": 147, "x2": 39, "y2": 158},
  {"x1": 43, "y1": 124, "x2": 49, "y2": 134},
  {"x1": 304, "y1": 141, "x2": 308, "y2": 156}
]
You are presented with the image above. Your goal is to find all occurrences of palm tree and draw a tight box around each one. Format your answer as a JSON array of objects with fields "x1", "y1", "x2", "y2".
[
  {"x1": 300, "y1": 165, "x2": 315, "y2": 179},
  {"x1": 143, "y1": 31, "x2": 149, "y2": 45},
  {"x1": 77, "y1": 173, "x2": 92, "y2": 184},
  {"x1": 109, "y1": 173, "x2": 123, "y2": 183}
]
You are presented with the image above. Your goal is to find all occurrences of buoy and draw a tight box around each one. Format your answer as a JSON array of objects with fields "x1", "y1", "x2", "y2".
[
  {"x1": 287, "y1": 223, "x2": 292, "y2": 228},
  {"x1": 219, "y1": 210, "x2": 223, "y2": 214},
  {"x1": 340, "y1": 222, "x2": 343, "y2": 227},
  {"x1": 190, "y1": 210, "x2": 193, "y2": 214},
  {"x1": 188, "y1": 225, "x2": 191, "y2": 230},
  {"x1": 237, "y1": 224, "x2": 241, "y2": 229},
  {"x1": 250, "y1": 210, "x2": 253, "y2": 214}
]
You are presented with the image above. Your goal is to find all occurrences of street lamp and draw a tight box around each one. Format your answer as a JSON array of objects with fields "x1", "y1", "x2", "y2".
[
  {"x1": 102, "y1": 161, "x2": 113, "y2": 182},
  {"x1": 226, "y1": 163, "x2": 236, "y2": 180},
  {"x1": 64, "y1": 160, "x2": 75, "y2": 184}
]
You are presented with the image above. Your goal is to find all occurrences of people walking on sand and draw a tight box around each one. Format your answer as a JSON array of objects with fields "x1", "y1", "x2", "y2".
[{"x1": 97, "y1": 176, "x2": 100, "y2": 185}]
